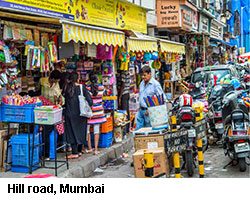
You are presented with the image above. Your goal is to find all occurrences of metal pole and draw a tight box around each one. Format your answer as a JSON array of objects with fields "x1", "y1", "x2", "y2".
[
  {"x1": 195, "y1": 106, "x2": 205, "y2": 178},
  {"x1": 144, "y1": 151, "x2": 154, "y2": 178},
  {"x1": 203, "y1": 34, "x2": 206, "y2": 67},
  {"x1": 171, "y1": 115, "x2": 181, "y2": 178}
]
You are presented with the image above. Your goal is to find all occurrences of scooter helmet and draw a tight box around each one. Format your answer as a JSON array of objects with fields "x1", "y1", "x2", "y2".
[
  {"x1": 230, "y1": 79, "x2": 241, "y2": 89},
  {"x1": 179, "y1": 94, "x2": 193, "y2": 107}
]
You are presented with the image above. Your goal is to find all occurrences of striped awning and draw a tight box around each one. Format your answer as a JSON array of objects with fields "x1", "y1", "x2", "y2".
[
  {"x1": 62, "y1": 22, "x2": 125, "y2": 47},
  {"x1": 127, "y1": 38, "x2": 158, "y2": 52},
  {"x1": 160, "y1": 40, "x2": 185, "y2": 54}
]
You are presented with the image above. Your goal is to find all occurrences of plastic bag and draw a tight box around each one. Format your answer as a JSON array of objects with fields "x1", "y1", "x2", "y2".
[{"x1": 79, "y1": 84, "x2": 93, "y2": 118}]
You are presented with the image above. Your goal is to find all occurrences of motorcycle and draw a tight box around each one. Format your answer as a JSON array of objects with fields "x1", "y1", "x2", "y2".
[
  {"x1": 208, "y1": 83, "x2": 235, "y2": 141},
  {"x1": 222, "y1": 90, "x2": 250, "y2": 172},
  {"x1": 169, "y1": 94, "x2": 208, "y2": 176}
]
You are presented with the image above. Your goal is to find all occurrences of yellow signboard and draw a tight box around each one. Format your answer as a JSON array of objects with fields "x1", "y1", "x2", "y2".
[
  {"x1": 0, "y1": 0, "x2": 147, "y2": 33},
  {"x1": 0, "y1": 0, "x2": 75, "y2": 20}
]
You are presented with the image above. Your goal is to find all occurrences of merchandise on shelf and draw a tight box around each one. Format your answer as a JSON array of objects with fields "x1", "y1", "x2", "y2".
[{"x1": 2, "y1": 95, "x2": 41, "y2": 106}]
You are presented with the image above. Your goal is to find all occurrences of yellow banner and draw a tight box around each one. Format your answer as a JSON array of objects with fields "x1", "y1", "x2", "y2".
[
  {"x1": 74, "y1": 0, "x2": 147, "y2": 33},
  {"x1": 1, "y1": 0, "x2": 147, "y2": 33}
]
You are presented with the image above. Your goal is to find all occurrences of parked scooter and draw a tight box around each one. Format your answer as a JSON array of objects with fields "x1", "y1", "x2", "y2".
[
  {"x1": 208, "y1": 83, "x2": 235, "y2": 141},
  {"x1": 222, "y1": 90, "x2": 250, "y2": 172}
]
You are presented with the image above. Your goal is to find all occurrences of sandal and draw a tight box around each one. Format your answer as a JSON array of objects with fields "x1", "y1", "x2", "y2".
[
  {"x1": 78, "y1": 152, "x2": 82, "y2": 156},
  {"x1": 83, "y1": 149, "x2": 93, "y2": 154},
  {"x1": 65, "y1": 154, "x2": 79, "y2": 159},
  {"x1": 94, "y1": 150, "x2": 100, "y2": 155}
]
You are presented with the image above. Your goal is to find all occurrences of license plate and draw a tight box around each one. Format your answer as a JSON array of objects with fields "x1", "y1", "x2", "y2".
[
  {"x1": 234, "y1": 143, "x2": 250, "y2": 153},
  {"x1": 188, "y1": 129, "x2": 196, "y2": 137},
  {"x1": 215, "y1": 123, "x2": 223, "y2": 129}
]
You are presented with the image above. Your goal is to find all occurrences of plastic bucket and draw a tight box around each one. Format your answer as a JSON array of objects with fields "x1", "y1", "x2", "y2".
[{"x1": 148, "y1": 104, "x2": 168, "y2": 130}]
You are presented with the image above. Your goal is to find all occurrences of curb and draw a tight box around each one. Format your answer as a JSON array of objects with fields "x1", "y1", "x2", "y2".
[{"x1": 59, "y1": 134, "x2": 134, "y2": 178}]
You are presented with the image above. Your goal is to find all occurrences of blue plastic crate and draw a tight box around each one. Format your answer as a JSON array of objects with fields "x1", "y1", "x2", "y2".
[
  {"x1": 10, "y1": 133, "x2": 39, "y2": 173},
  {"x1": 87, "y1": 132, "x2": 113, "y2": 148},
  {"x1": 1, "y1": 102, "x2": 42, "y2": 123}
]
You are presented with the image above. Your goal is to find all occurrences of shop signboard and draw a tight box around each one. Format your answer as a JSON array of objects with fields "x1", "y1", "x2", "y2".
[
  {"x1": 0, "y1": 0, "x2": 74, "y2": 20},
  {"x1": 182, "y1": 7, "x2": 192, "y2": 31},
  {"x1": 192, "y1": 10, "x2": 199, "y2": 31},
  {"x1": 156, "y1": 0, "x2": 180, "y2": 28},
  {"x1": 0, "y1": 0, "x2": 147, "y2": 33},
  {"x1": 211, "y1": 20, "x2": 223, "y2": 40},
  {"x1": 199, "y1": 14, "x2": 210, "y2": 33}
]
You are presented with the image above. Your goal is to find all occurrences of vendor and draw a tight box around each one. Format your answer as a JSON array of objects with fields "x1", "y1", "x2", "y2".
[
  {"x1": 39, "y1": 70, "x2": 62, "y2": 105},
  {"x1": 180, "y1": 63, "x2": 188, "y2": 79},
  {"x1": 38, "y1": 70, "x2": 62, "y2": 160},
  {"x1": 136, "y1": 65, "x2": 165, "y2": 130}
]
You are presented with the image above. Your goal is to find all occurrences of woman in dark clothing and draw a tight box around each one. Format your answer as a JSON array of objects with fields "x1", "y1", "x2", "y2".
[{"x1": 63, "y1": 72, "x2": 93, "y2": 159}]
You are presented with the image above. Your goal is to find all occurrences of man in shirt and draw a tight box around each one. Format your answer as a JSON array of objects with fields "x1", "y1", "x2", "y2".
[
  {"x1": 39, "y1": 70, "x2": 62, "y2": 105},
  {"x1": 136, "y1": 65, "x2": 165, "y2": 130},
  {"x1": 38, "y1": 70, "x2": 62, "y2": 159},
  {"x1": 117, "y1": 69, "x2": 131, "y2": 134}
]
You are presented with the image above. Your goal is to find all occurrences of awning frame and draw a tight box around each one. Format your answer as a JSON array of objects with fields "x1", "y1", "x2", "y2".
[{"x1": 61, "y1": 19, "x2": 125, "y2": 47}]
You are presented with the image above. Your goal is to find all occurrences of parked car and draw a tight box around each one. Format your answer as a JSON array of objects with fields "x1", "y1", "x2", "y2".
[{"x1": 190, "y1": 65, "x2": 239, "y2": 89}]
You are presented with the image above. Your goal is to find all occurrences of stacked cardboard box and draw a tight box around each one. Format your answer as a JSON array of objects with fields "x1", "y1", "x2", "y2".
[{"x1": 133, "y1": 148, "x2": 169, "y2": 178}]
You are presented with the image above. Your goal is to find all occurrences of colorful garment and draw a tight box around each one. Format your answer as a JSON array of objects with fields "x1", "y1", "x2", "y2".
[{"x1": 86, "y1": 84, "x2": 107, "y2": 125}]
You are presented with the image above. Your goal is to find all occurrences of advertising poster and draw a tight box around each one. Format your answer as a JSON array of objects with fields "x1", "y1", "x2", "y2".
[{"x1": 0, "y1": 0, "x2": 147, "y2": 33}]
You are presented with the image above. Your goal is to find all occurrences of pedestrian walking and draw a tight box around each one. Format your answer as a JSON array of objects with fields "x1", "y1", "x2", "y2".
[
  {"x1": 136, "y1": 65, "x2": 165, "y2": 130},
  {"x1": 63, "y1": 72, "x2": 93, "y2": 159},
  {"x1": 86, "y1": 72, "x2": 107, "y2": 155}
]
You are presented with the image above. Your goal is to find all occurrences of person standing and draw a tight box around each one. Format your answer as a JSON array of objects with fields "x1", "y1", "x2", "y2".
[
  {"x1": 63, "y1": 72, "x2": 93, "y2": 159},
  {"x1": 136, "y1": 65, "x2": 165, "y2": 130},
  {"x1": 117, "y1": 69, "x2": 131, "y2": 134},
  {"x1": 86, "y1": 73, "x2": 107, "y2": 155},
  {"x1": 38, "y1": 70, "x2": 62, "y2": 159}
]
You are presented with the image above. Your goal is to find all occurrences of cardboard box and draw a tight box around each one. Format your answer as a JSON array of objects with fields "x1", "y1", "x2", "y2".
[
  {"x1": 132, "y1": 147, "x2": 169, "y2": 178},
  {"x1": 0, "y1": 129, "x2": 18, "y2": 169},
  {"x1": 134, "y1": 133, "x2": 164, "y2": 151}
]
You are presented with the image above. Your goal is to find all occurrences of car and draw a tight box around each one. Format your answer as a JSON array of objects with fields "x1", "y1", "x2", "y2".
[{"x1": 190, "y1": 65, "x2": 239, "y2": 88}]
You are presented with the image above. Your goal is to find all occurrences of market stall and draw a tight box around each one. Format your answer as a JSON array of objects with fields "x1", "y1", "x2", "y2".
[
  {"x1": 0, "y1": 14, "x2": 67, "y2": 174},
  {"x1": 61, "y1": 20, "x2": 129, "y2": 146},
  {"x1": 159, "y1": 39, "x2": 186, "y2": 99}
]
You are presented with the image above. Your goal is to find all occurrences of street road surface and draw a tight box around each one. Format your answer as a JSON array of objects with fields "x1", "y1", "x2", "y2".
[{"x1": 90, "y1": 146, "x2": 250, "y2": 178}]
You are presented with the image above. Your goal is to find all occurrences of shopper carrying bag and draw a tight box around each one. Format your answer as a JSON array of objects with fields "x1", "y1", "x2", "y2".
[
  {"x1": 63, "y1": 72, "x2": 93, "y2": 159},
  {"x1": 79, "y1": 83, "x2": 93, "y2": 118}
]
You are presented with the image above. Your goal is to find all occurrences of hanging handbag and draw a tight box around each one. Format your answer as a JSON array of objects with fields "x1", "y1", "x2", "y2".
[{"x1": 79, "y1": 84, "x2": 93, "y2": 118}]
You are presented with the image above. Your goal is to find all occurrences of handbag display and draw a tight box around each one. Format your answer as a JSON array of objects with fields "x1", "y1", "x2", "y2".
[{"x1": 79, "y1": 84, "x2": 93, "y2": 118}]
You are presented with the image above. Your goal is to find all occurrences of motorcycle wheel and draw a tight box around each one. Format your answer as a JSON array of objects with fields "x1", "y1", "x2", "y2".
[
  {"x1": 185, "y1": 150, "x2": 194, "y2": 177},
  {"x1": 239, "y1": 158, "x2": 247, "y2": 172}
]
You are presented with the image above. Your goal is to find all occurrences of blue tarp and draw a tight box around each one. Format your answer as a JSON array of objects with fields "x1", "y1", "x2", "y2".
[{"x1": 228, "y1": 0, "x2": 250, "y2": 53}]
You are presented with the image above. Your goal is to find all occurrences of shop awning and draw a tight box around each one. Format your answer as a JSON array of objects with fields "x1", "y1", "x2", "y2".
[
  {"x1": 61, "y1": 20, "x2": 125, "y2": 47},
  {"x1": 127, "y1": 37, "x2": 158, "y2": 52},
  {"x1": 210, "y1": 38, "x2": 233, "y2": 47},
  {"x1": 160, "y1": 40, "x2": 185, "y2": 54}
]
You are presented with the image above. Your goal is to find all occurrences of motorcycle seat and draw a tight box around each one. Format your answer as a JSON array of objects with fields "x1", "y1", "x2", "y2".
[{"x1": 224, "y1": 113, "x2": 249, "y2": 125}]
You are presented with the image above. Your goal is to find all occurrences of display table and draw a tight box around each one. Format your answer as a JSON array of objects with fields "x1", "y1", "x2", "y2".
[{"x1": 4, "y1": 121, "x2": 68, "y2": 176}]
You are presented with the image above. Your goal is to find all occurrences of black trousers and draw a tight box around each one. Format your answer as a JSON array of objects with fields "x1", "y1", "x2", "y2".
[
  {"x1": 121, "y1": 93, "x2": 130, "y2": 134},
  {"x1": 71, "y1": 144, "x2": 83, "y2": 155},
  {"x1": 43, "y1": 125, "x2": 54, "y2": 158}
]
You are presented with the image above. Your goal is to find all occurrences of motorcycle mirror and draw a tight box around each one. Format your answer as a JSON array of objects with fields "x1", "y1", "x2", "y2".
[{"x1": 195, "y1": 82, "x2": 200, "y2": 88}]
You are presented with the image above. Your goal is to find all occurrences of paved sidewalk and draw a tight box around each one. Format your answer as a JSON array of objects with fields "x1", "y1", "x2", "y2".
[{"x1": 0, "y1": 134, "x2": 134, "y2": 178}]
